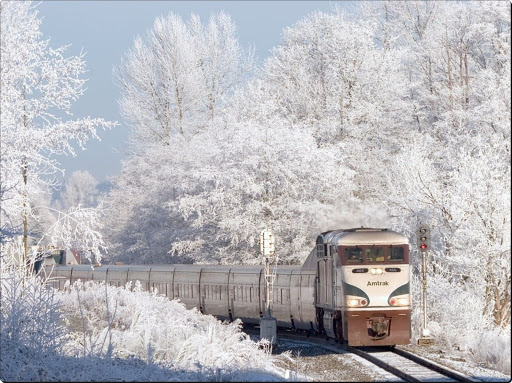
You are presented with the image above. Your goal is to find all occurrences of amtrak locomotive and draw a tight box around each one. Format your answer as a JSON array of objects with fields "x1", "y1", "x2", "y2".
[{"x1": 44, "y1": 227, "x2": 411, "y2": 347}]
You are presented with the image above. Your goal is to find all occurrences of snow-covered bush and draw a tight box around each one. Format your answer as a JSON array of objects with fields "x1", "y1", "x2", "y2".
[
  {"x1": 56, "y1": 279, "x2": 285, "y2": 380},
  {"x1": 468, "y1": 328, "x2": 511, "y2": 375},
  {"x1": 0, "y1": 262, "x2": 67, "y2": 381}
]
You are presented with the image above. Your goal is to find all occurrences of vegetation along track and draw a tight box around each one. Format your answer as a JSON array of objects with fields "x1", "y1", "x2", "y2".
[{"x1": 244, "y1": 325, "x2": 480, "y2": 382}]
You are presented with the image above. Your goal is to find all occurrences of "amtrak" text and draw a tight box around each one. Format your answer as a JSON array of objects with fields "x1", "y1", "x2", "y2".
[{"x1": 367, "y1": 281, "x2": 389, "y2": 286}]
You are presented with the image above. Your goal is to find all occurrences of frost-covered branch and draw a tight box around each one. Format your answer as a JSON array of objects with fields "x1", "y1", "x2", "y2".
[{"x1": 36, "y1": 204, "x2": 108, "y2": 264}]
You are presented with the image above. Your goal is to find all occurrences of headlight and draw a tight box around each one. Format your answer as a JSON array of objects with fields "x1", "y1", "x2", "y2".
[
  {"x1": 347, "y1": 298, "x2": 368, "y2": 307},
  {"x1": 389, "y1": 296, "x2": 409, "y2": 306},
  {"x1": 398, "y1": 298, "x2": 409, "y2": 305},
  {"x1": 370, "y1": 268, "x2": 383, "y2": 275}
]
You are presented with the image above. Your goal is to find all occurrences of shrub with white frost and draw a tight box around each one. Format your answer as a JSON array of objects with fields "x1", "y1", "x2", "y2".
[
  {"x1": 0, "y1": 257, "x2": 286, "y2": 381},
  {"x1": 56, "y1": 280, "x2": 283, "y2": 378},
  {"x1": 0, "y1": 267, "x2": 67, "y2": 382}
]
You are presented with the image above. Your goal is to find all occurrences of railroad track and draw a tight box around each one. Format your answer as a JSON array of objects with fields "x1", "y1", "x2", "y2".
[
  {"x1": 345, "y1": 345, "x2": 479, "y2": 382},
  {"x1": 243, "y1": 325, "x2": 480, "y2": 382}
]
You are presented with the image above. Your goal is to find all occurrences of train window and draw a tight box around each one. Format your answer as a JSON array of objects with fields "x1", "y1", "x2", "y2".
[
  {"x1": 345, "y1": 247, "x2": 363, "y2": 263},
  {"x1": 317, "y1": 244, "x2": 325, "y2": 257},
  {"x1": 333, "y1": 246, "x2": 341, "y2": 267},
  {"x1": 366, "y1": 247, "x2": 385, "y2": 263},
  {"x1": 388, "y1": 247, "x2": 405, "y2": 262}
]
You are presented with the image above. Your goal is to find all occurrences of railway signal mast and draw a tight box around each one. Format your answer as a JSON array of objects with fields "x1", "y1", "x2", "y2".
[
  {"x1": 417, "y1": 224, "x2": 434, "y2": 345},
  {"x1": 260, "y1": 229, "x2": 278, "y2": 347}
]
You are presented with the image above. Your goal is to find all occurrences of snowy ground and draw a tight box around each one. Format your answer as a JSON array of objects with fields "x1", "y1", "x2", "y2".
[
  {"x1": 1, "y1": 272, "x2": 510, "y2": 382},
  {"x1": 268, "y1": 338, "x2": 511, "y2": 382},
  {"x1": 0, "y1": 274, "x2": 289, "y2": 382}
]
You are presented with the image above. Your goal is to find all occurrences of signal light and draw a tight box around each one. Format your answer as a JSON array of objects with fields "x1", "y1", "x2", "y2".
[
  {"x1": 260, "y1": 229, "x2": 275, "y2": 256},
  {"x1": 417, "y1": 224, "x2": 431, "y2": 252}
]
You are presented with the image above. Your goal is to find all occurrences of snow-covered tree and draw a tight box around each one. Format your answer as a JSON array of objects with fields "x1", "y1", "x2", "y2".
[
  {"x1": 170, "y1": 117, "x2": 358, "y2": 264},
  {"x1": 114, "y1": 11, "x2": 254, "y2": 146},
  {"x1": 56, "y1": 170, "x2": 99, "y2": 211},
  {"x1": 0, "y1": 1, "x2": 116, "y2": 262},
  {"x1": 235, "y1": 9, "x2": 413, "y2": 211},
  {"x1": 256, "y1": 10, "x2": 411, "y2": 145},
  {"x1": 106, "y1": 12, "x2": 254, "y2": 264},
  {"x1": 104, "y1": 148, "x2": 196, "y2": 264},
  {"x1": 362, "y1": 1, "x2": 511, "y2": 329}
]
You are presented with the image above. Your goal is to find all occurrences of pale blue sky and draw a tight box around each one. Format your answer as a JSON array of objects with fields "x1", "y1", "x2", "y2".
[{"x1": 39, "y1": 1, "x2": 354, "y2": 183}]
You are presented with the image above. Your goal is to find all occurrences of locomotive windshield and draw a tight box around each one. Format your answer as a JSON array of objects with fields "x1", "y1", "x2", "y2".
[
  {"x1": 388, "y1": 247, "x2": 405, "y2": 262},
  {"x1": 345, "y1": 247, "x2": 364, "y2": 263},
  {"x1": 341, "y1": 246, "x2": 406, "y2": 264},
  {"x1": 366, "y1": 246, "x2": 385, "y2": 262}
]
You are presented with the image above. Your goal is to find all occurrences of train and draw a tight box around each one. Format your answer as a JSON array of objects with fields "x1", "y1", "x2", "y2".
[{"x1": 43, "y1": 227, "x2": 411, "y2": 347}]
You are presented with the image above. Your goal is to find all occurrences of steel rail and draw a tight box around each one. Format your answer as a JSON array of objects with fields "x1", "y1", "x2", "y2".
[
  {"x1": 392, "y1": 347, "x2": 480, "y2": 383},
  {"x1": 343, "y1": 345, "x2": 422, "y2": 382}
]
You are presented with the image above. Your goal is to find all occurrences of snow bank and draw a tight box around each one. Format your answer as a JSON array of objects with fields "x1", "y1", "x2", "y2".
[
  {"x1": 412, "y1": 273, "x2": 511, "y2": 375},
  {"x1": 55, "y1": 279, "x2": 286, "y2": 380},
  {"x1": 1, "y1": 270, "x2": 288, "y2": 381}
]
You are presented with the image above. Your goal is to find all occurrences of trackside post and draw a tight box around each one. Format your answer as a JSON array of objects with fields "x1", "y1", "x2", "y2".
[
  {"x1": 417, "y1": 224, "x2": 434, "y2": 345},
  {"x1": 260, "y1": 229, "x2": 277, "y2": 347}
]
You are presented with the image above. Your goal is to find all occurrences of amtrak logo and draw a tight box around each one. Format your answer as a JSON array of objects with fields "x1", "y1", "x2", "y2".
[{"x1": 367, "y1": 281, "x2": 389, "y2": 286}]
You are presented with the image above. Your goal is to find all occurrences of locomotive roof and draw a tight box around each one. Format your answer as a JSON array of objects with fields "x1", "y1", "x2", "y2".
[{"x1": 332, "y1": 228, "x2": 409, "y2": 246}]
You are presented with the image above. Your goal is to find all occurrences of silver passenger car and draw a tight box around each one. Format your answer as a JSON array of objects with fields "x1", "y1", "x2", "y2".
[{"x1": 44, "y1": 262, "x2": 318, "y2": 332}]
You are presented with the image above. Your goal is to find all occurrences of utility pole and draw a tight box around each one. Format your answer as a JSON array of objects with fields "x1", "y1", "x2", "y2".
[{"x1": 260, "y1": 229, "x2": 277, "y2": 347}]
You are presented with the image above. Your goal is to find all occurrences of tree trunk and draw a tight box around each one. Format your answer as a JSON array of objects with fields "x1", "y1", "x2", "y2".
[{"x1": 22, "y1": 157, "x2": 31, "y2": 275}]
